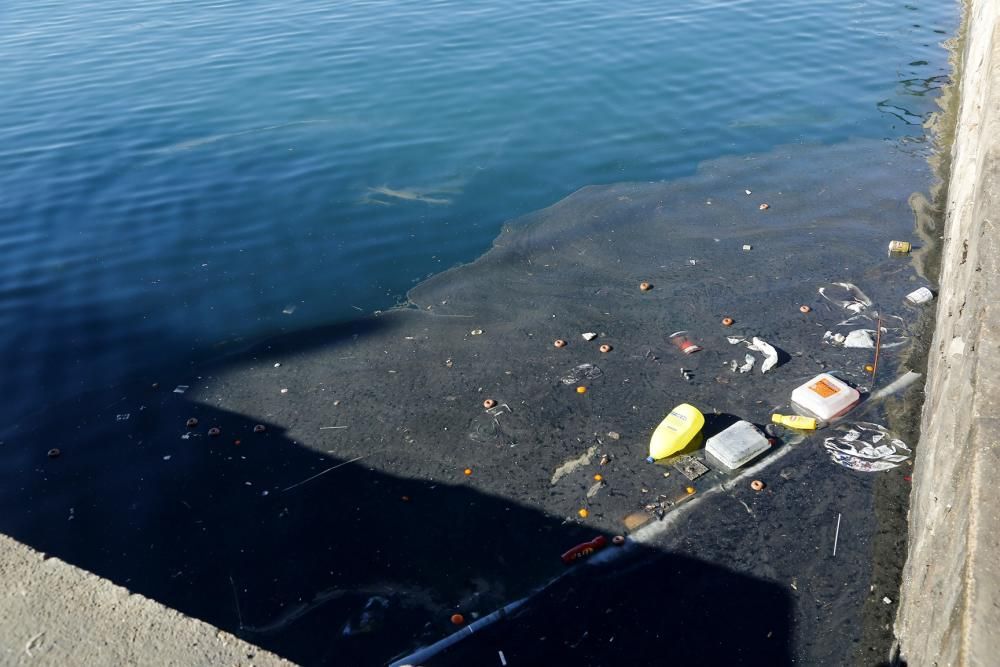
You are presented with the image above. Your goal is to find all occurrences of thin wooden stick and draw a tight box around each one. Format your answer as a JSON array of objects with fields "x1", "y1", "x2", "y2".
[{"x1": 871, "y1": 316, "x2": 883, "y2": 385}]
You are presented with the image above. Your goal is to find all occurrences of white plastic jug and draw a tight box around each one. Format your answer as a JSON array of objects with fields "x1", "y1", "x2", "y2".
[{"x1": 791, "y1": 373, "x2": 860, "y2": 421}]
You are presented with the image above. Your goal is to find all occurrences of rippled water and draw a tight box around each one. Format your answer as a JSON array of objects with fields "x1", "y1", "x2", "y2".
[{"x1": 0, "y1": 0, "x2": 953, "y2": 430}]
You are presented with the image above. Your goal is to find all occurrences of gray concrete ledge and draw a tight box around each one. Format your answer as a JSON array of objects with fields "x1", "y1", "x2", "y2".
[
  {"x1": 0, "y1": 534, "x2": 290, "y2": 667},
  {"x1": 896, "y1": 0, "x2": 1000, "y2": 664}
]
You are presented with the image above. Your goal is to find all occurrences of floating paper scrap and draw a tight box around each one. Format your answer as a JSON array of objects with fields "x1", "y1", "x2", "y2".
[{"x1": 581, "y1": 332, "x2": 597, "y2": 341}]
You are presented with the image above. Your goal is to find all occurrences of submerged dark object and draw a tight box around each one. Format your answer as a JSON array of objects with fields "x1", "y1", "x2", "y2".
[
  {"x1": 208, "y1": 427, "x2": 221, "y2": 437},
  {"x1": 185, "y1": 417, "x2": 198, "y2": 428}
]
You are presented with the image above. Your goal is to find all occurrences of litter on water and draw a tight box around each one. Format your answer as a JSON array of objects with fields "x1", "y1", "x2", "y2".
[
  {"x1": 791, "y1": 373, "x2": 860, "y2": 421},
  {"x1": 647, "y1": 403, "x2": 704, "y2": 462},
  {"x1": 905, "y1": 287, "x2": 934, "y2": 305},
  {"x1": 823, "y1": 422, "x2": 911, "y2": 472},
  {"x1": 706, "y1": 421, "x2": 769, "y2": 470}
]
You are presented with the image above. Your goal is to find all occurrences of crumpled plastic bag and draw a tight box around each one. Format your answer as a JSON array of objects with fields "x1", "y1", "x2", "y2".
[{"x1": 823, "y1": 422, "x2": 910, "y2": 472}]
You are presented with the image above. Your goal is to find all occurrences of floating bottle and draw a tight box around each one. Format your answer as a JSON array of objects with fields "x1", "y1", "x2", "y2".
[
  {"x1": 647, "y1": 403, "x2": 704, "y2": 461},
  {"x1": 771, "y1": 413, "x2": 818, "y2": 430}
]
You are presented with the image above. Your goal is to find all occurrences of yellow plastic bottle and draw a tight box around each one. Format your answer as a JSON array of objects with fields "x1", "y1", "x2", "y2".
[
  {"x1": 647, "y1": 404, "x2": 705, "y2": 462},
  {"x1": 771, "y1": 413, "x2": 818, "y2": 430}
]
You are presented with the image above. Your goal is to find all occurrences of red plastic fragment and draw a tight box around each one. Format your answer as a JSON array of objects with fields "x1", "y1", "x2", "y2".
[{"x1": 561, "y1": 536, "x2": 608, "y2": 564}]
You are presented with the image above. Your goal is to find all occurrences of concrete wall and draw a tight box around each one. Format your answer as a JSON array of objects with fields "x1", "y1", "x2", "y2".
[
  {"x1": 896, "y1": 0, "x2": 1000, "y2": 664},
  {"x1": 0, "y1": 534, "x2": 289, "y2": 666}
]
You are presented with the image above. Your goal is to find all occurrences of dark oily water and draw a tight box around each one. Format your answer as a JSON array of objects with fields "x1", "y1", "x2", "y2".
[
  {"x1": 0, "y1": 0, "x2": 951, "y2": 424},
  {"x1": 1, "y1": 140, "x2": 940, "y2": 665},
  {"x1": 0, "y1": 0, "x2": 956, "y2": 665}
]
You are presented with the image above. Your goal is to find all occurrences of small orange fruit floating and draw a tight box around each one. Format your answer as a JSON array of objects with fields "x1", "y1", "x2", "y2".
[
  {"x1": 463, "y1": 468, "x2": 473, "y2": 476},
  {"x1": 553, "y1": 339, "x2": 567, "y2": 348},
  {"x1": 864, "y1": 364, "x2": 875, "y2": 372},
  {"x1": 686, "y1": 486, "x2": 696, "y2": 495},
  {"x1": 450, "y1": 614, "x2": 465, "y2": 626},
  {"x1": 593, "y1": 474, "x2": 603, "y2": 482},
  {"x1": 639, "y1": 282, "x2": 652, "y2": 291},
  {"x1": 483, "y1": 399, "x2": 497, "y2": 409},
  {"x1": 750, "y1": 479, "x2": 765, "y2": 491},
  {"x1": 576, "y1": 386, "x2": 587, "y2": 394},
  {"x1": 800, "y1": 305, "x2": 812, "y2": 313},
  {"x1": 578, "y1": 508, "x2": 590, "y2": 518},
  {"x1": 721, "y1": 317, "x2": 734, "y2": 326},
  {"x1": 599, "y1": 344, "x2": 612, "y2": 353}
]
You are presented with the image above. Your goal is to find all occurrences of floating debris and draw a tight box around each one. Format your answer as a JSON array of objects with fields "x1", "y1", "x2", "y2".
[
  {"x1": 581, "y1": 332, "x2": 598, "y2": 341},
  {"x1": 560, "y1": 363, "x2": 603, "y2": 385},
  {"x1": 551, "y1": 446, "x2": 597, "y2": 485},
  {"x1": 823, "y1": 422, "x2": 911, "y2": 472},
  {"x1": 673, "y1": 456, "x2": 709, "y2": 480}
]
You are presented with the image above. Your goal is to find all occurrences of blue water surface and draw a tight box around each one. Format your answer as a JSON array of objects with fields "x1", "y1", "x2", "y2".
[{"x1": 0, "y1": 0, "x2": 955, "y2": 425}]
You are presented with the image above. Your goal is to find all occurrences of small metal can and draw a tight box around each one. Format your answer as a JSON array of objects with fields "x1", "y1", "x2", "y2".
[{"x1": 888, "y1": 240, "x2": 912, "y2": 254}]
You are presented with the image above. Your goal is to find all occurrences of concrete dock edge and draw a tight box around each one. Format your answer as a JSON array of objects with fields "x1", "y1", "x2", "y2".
[
  {"x1": 0, "y1": 534, "x2": 290, "y2": 666},
  {"x1": 895, "y1": 0, "x2": 1000, "y2": 664}
]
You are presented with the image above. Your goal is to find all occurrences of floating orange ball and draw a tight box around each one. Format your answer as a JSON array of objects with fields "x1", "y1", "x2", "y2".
[
  {"x1": 750, "y1": 479, "x2": 765, "y2": 491},
  {"x1": 865, "y1": 364, "x2": 875, "y2": 372},
  {"x1": 578, "y1": 508, "x2": 589, "y2": 518},
  {"x1": 639, "y1": 282, "x2": 652, "y2": 291},
  {"x1": 450, "y1": 614, "x2": 465, "y2": 626},
  {"x1": 576, "y1": 386, "x2": 587, "y2": 394},
  {"x1": 593, "y1": 474, "x2": 603, "y2": 482},
  {"x1": 553, "y1": 339, "x2": 567, "y2": 348},
  {"x1": 463, "y1": 468, "x2": 473, "y2": 476},
  {"x1": 721, "y1": 317, "x2": 734, "y2": 327},
  {"x1": 483, "y1": 399, "x2": 496, "y2": 409},
  {"x1": 686, "y1": 486, "x2": 696, "y2": 495},
  {"x1": 799, "y1": 305, "x2": 811, "y2": 313},
  {"x1": 599, "y1": 344, "x2": 612, "y2": 353}
]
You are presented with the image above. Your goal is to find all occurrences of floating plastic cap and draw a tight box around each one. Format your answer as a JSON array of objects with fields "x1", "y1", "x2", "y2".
[{"x1": 646, "y1": 456, "x2": 655, "y2": 463}]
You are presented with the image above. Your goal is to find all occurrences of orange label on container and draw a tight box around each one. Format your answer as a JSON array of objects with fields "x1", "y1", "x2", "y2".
[{"x1": 809, "y1": 379, "x2": 839, "y2": 398}]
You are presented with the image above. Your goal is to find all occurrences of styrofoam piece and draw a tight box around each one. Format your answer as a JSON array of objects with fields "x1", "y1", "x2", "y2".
[{"x1": 705, "y1": 420, "x2": 770, "y2": 470}]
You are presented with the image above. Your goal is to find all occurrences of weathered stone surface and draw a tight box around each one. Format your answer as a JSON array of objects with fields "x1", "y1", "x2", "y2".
[{"x1": 896, "y1": 1, "x2": 1000, "y2": 664}]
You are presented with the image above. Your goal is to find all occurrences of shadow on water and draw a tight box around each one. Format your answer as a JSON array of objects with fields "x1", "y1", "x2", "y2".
[
  {"x1": 0, "y1": 355, "x2": 794, "y2": 666},
  {"x1": 0, "y1": 139, "x2": 933, "y2": 665}
]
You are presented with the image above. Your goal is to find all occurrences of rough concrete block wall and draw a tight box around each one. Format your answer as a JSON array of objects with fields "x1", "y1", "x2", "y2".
[
  {"x1": 0, "y1": 534, "x2": 291, "y2": 667},
  {"x1": 896, "y1": 0, "x2": 1000, "y2": 664}
]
